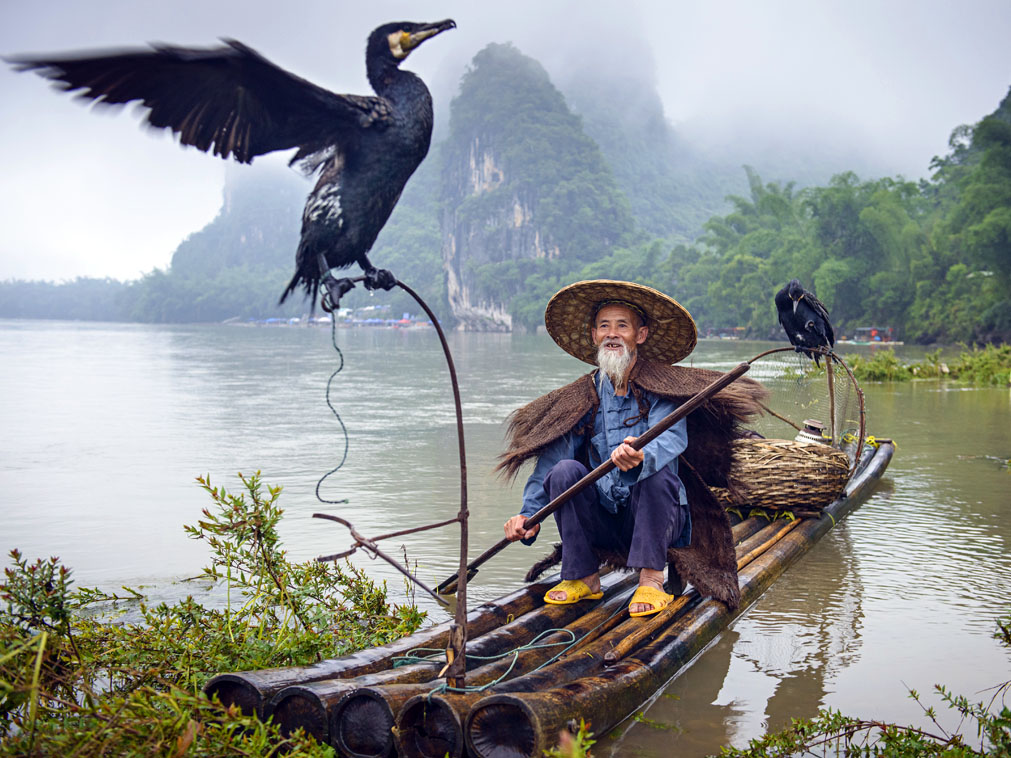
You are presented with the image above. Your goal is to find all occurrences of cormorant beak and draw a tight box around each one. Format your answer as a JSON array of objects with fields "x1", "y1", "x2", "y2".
[
  {"x1": 404, "y1": 19, "x2": 456, "y2": 52},
  {"x1": 792, "y1": 298, "x2": 799, "y2": 314}
]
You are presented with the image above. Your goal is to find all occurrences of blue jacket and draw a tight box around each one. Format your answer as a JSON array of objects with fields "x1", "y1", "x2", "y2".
[{"x1": 520, "y1": 372, "x2": 690, "y2": 544}]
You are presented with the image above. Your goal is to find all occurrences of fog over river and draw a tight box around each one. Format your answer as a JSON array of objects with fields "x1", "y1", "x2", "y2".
[{"x1": 2, "y1": 320, "x2": 1008, "y2": 755}]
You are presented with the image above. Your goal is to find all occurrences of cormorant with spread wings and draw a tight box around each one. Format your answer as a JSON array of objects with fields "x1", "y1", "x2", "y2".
[{"x1": 10, "y1": 19, "x2": 456, "y2": 303}]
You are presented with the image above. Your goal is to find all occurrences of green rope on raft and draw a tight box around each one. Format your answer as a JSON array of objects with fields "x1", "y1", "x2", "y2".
[{"x1": 393, "y1": 588, "x2": 635, "y2": 695}]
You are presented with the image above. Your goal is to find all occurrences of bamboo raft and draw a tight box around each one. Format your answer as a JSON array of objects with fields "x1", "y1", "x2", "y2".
[{"x1": 205, "y1": 439, "x2": 895, "y2": 757}]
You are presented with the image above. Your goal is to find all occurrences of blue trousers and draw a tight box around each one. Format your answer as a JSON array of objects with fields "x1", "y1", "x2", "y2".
[{"x1": 547, "y1": 459, "x2": 688, "y2": 580}]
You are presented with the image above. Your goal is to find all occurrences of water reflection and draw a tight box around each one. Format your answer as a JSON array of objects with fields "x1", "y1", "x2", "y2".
[
  {"x1": 608, "y1": 519, "x2": 865, "y2": 755},
  {"x1": 2, "y1": 321, "x2": 1010, "y2": 758},
  {"x1": 614, "y1": 372, "x2": 1011, "y2": 756}
]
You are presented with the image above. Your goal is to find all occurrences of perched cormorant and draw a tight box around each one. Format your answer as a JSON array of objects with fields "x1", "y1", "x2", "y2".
[
  {"x1": 9, "y1": 19, "x2": 456, "y2": 303},
  {"x1": 775, "y1": 279, "x2": 835, "y2": 364}
]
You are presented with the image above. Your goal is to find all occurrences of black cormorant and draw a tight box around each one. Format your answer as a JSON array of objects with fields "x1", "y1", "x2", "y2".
[
  {"x1": 9, "y1": 19, "x2": 456, "y2": 303},
  {"x1": 775, "y1": 279, "x2": 835, "y2": 364}
]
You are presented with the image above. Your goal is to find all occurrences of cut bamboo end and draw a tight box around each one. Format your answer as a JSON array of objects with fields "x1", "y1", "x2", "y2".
[
  {"x1": 332, "y1": 687, "x2": 399, "y2": 758},
  {"x1": 204, "y1": 675, "x2": 263, "y2": 718},
  {"x1": 270, "y1": 689, "x2": 329, "y2": 744},
  {"x1": 396, "y1": 693, "x2": 473, "y2": 758},
  {"x1": 466, "y1": 695, "x2": 542, "y2": 758}
]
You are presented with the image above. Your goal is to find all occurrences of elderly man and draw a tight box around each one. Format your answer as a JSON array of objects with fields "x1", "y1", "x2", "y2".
[{"x1": 499, "y1": 280, "x2": 766, "y2": 616}]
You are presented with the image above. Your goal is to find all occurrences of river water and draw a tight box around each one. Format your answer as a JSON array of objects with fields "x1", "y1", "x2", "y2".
[{"x1": 2, "y1": 319, "x2": 1009, "y2": 755}]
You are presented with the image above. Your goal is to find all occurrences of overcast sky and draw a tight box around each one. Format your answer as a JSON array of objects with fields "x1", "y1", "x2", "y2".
[{"x1": 2, "y1": 0, "x2": 1009, "y2": 281}]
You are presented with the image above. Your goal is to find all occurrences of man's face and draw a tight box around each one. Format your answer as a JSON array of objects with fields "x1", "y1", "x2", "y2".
[{"x1": 591, "y1": 304, "x2": 648, "y2": 355}]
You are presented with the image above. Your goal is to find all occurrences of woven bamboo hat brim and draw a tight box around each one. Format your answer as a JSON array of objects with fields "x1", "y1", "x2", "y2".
[{"x1": 544, "y1": 280, "x2": 697, "y2": 365}]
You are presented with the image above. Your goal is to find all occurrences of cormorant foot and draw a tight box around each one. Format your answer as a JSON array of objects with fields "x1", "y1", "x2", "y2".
[
  {"x1": 321, "y1": 276, "x2": 356, "y2": 312},
  {"x1": 363, "y1": 267, "x2": 397, "y2": 291}
]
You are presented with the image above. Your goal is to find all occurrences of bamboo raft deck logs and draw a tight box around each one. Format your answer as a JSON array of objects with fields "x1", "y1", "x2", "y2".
[{"x1": 205, "y1": 440, "x2": 894, "y2": 757}]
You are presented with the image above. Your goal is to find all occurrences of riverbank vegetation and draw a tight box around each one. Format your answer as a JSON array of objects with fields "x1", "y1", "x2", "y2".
[
  {"x1": 0, "y1": 473, "x2": 424, "y2": 756},
  {"x1": 843, "y1": 344, "x2": 1011, "y2": 385}
]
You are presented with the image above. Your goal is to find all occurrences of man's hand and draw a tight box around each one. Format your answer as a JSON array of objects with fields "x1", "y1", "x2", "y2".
[
  {"x1": 504, "y1": 515, "x2": 540, "y2": 542},
  {"x1": 610, "y1": 436, "x2": 644, "y2": 471}
]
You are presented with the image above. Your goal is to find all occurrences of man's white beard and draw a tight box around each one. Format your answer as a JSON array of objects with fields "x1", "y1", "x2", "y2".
[{"x1": 596, "y1": 341, "x2": 634, "y2": 388}]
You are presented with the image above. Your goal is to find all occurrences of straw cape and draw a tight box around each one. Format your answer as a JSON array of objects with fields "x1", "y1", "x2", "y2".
[
  {"x1": 545, "y1": 279, "x2": 697, "y2": 365},
  {"x1": 499, "y1": 281, "x2": 767, "y2": 609}
]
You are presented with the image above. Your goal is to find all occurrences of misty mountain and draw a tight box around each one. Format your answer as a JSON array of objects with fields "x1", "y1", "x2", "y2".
[
  {"x1": 561, "y1": 71, "x2": 743, "y2": 241},
  {"x1": 5, "y1": 41, "x2": 1006, "y2": 344},
  {"x1": 168, "y1": 165, "x2": 304, "y2": 280},
  {"x1": 440, "y1": 43, "x2": 634, "y2": 330}
]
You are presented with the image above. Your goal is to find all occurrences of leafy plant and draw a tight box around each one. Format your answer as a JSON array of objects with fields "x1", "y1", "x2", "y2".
[
  {"x1": 545, "y1": 718, "x2": 597, "y2": 758},
  {"x1": 0, "y1": 472, "x2": 425, "y2": 755},
  {"x1": 845, "y1": 349, "x2": 913, "y2": 381},
  {"x1": 842, "y1": 345, "x2": 1011, "y2": 384}
]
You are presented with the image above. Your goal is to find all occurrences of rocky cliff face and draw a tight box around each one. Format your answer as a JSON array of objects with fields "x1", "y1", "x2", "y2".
[
  {"x1": 443, "y1": 138, "x2": 561, "y2": 331},
  {"x1": 439, "y1": 43, "x2": 633, "y2": 332}
]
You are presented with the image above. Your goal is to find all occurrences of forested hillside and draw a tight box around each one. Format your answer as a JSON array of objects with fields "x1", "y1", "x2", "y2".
[
  {"x1": 1, "y1": 42, "x2": 1007, "y2": 344},
  {"x1": 670, "y1": 87, "x2": 1011, "y2": 343}
]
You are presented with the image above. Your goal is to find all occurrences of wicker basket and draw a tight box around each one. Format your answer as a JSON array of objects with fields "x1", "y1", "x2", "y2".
[{"x1": 712, "y1": 438, "x2": 850, "y2": 514}]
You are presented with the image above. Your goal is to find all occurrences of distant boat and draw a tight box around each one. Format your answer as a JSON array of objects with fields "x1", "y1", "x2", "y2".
[{"x1": 838, "y1": 326, "x2": 903, "y2": 345}]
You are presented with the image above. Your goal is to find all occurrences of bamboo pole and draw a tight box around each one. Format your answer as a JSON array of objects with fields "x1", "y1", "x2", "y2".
[
  {"x1": 827, "y1": 356, "x2": 837, "y2": 443},
  {"x1": 337, "y1": 582, "x2": 638, "y2": 758},
  {"x1": 732, "y1": 515, "x2": 773, "y2": 545},
  {"x1": 204, "y1": 574, "x2": 562, "y2": 717},
  {"x1": 271, "y1": 573, "x2": 637, "y2": 747},
  {"x1": 735, "y1": 519, "x2": 802, "y2": 569},
  {"x1": 397, "y1": 691, "x2": 490, "y2": 758}
]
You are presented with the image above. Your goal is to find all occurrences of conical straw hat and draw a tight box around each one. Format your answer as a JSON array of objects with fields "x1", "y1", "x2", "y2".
[{"x1": 544, "y1": 280, "x2": 697, "y2": 365}]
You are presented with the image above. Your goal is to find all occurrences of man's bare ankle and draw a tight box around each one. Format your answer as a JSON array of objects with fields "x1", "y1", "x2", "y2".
[{"x1": 638, "y1": 568, "x2": 664, "y2": 589}]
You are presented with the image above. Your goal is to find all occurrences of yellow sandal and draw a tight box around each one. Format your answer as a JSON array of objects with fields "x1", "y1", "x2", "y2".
[
  {"x1": 628, "y1": 585, "x2": 674, "y2": 617},
  {"x1": 543, "y1": 579, "x2": 604, "y2": 605}
]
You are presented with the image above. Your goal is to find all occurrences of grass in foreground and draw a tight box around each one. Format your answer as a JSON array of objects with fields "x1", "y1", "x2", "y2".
[{"x1": 0, "y1": 472, "x2": 425, "y2": 756}]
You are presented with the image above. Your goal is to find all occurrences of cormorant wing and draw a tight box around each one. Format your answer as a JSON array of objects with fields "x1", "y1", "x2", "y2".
[
  {"x1": 9, "y1": 39, "x2": 393, "y2": 164},
  {"x1": 801, "y1": 291, "x2": 835, "y2": 345}
]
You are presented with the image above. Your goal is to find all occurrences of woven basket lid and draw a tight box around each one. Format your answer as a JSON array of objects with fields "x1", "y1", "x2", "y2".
[{"x1": 544, "y1": 280, "x2": 697, "y2": 365}]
